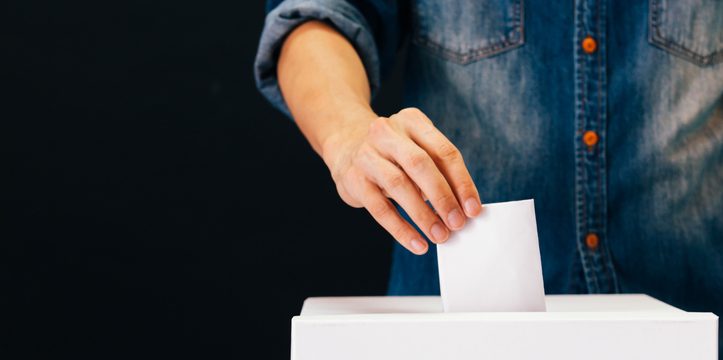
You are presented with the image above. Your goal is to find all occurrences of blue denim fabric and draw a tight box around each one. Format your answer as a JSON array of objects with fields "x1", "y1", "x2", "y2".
[{"x1": 255, "y1": 0, "x2": 723, "y2": 351}]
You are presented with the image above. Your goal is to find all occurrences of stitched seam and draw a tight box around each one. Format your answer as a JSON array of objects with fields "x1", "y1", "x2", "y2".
[
  {"x1": 412, "y1": 36, "x2": 524, "y2": 64},
  {"x1": 574, "y1": 0, "x2": 594, "y2": 294},
  {"x1": 411, "y1": 0, "x2": 525, "y2": 64},
  {"x1": 596, "y1": 0, "x2": 617, "y2": 293},
  {"x1": 601, "y1": 0, "x2": 619, "y2": 293},
  {"x1": 650, "y1": 36, "x2": 723, "y2": 66},
  {"x1": 648, "y1": 0, "x2": 723, "y2": 66},
  {"x1": 596, "y1": 0, "x2": 605, "y2": 291}
]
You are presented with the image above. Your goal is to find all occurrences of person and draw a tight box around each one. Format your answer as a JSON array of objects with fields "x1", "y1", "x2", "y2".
[{"x1": 255, "y1": 0, "x2": 722, "y2": 353}]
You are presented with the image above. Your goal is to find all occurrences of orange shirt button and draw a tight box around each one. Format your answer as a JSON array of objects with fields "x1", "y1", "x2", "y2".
[
  {"x1": 583, "y1": 130, "x2": 599, "y2": 147},
  {"x1": 582, "y1": 36, "x2": 597, "y2": 54},
  {"x1": 585, "y1": 233, "x2": 599, "y2": 250}
]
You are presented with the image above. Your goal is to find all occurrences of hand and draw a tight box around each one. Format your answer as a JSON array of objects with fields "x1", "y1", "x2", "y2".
[{"x1": 321, "y1": 107, "x2": 483, "y2": 255}]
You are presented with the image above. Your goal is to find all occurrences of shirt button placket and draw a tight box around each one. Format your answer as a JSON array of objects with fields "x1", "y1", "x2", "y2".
[{"x1": 574, "y1": 0, "x2": 618, "y2": 294}]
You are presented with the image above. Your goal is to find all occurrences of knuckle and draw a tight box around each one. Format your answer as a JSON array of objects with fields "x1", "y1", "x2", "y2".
[
  {"x1": 390, "y1": 224, "x2": 410, "y2": 241},
  {"x1": 330, "y1": 166, "x2": 351, "y2": 186},
  {"x1": 336, "y1": 184, "x2": 362, "y2": 208},
  {"x1": 387, "y1": 113, "x2": 402, "y2": 125},
  {"x1": 340, "y1": 169, "x2": 363, "y2": 192},
  {"x1": 383, "y1": 171, "x2": 407, "y2": 190},
  {"x1": 458, "y1": 180, "x2": 477, "y2": 196},
  {"x1": 410, "y1": 206, "x2": 435, "y2": 225},
  {"x1": 370, "y1": 116, "x2": 387, "y2": 128},
  {"x1": 386, "y1": 114, "x2": 407, "y2": 133},
  {"x1": 368, "y1": 199, "x2": 394, "y2": 218},
  {"x1": 405, "y1": 152, "x2": 430, "y2": 172},
  {"x1": 433, "y1": 191, "x2": 458, "y2": 210},
  {"x1": 437, "y1": 142, "x2": 462, "y2": 162},
  {"x1": 400, "y1": 107, "x2": 434, "y2": 125},
  {"x1": 400, "y1": 107, "x2": 423, "y2": 117},
  {"x1": 341, "y1": 182, "x2": 358, "y2": 198},
  {"x1": 369, "y1": 117, "x2": 392, "y2": 138}
]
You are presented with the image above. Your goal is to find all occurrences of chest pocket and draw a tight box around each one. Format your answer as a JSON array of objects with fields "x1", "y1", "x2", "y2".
[
  {"x1": 649, "y1": 0, "x2": 723, "y2": 66},
  {"x1": 411, "y1": 0, "x2": 524, "y2": 65}
]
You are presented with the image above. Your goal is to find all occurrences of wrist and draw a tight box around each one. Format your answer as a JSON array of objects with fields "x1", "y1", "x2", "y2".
[{"x1": 320, "y1": 107, "x2": 377, "y2": 173}]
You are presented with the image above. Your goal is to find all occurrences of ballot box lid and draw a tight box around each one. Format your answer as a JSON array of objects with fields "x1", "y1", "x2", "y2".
[
  {"x1": 293, "y1": 295, "x2": 718, "y2": 360},
  {"x1": 299, "y1": 294, "x2": 685, "y2": 316}
]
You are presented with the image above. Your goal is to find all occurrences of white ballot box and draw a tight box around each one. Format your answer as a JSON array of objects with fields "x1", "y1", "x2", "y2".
[{"x1": 291, "y1": 295, "x2": 718, "y2": 360}]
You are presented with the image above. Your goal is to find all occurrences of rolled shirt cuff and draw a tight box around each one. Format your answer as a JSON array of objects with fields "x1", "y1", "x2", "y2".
[{"x1": 254, "y1": 0, "x2": 381, "y2": 118}]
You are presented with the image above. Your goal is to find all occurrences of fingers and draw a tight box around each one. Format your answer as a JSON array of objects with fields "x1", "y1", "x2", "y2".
[
  {"x1": 355, "y1": 145, "x2": 450, "y2": 243},
  {"x1": 329, "y1": 107, "x2": 479, "y2": 256},
  {"x1": 368, "y1": 117, "x2": 468, "y2": 231},
  {"x1": 395, "y1": 108, "x2": 483, "y2": 217},
  {"x1": 357, "y1": 179, "x2": 429, "y2": 255}
]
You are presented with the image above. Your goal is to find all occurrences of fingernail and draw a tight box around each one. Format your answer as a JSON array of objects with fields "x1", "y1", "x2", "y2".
[
  {"x1": 464, "y1": 198, "x2": 481, "y2": 217},
  {"x1": 430, "y1": 222, "x2": 448, "y2": 243},
  {"x1": 447, "y1": 208, "x2": 465, "y2": 229},
  {"x1": 410, "y1": 238, "x2": 427, "y2": 254}
]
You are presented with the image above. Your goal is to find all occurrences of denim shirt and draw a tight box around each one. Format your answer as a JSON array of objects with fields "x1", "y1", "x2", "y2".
[{"x1": 255, "y1": 0, "x2": 723, "y2": 344}]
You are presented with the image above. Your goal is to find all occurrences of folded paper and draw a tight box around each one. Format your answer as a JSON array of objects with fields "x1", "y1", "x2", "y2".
[{"x1": 437, "y1": 199, "x2": 546, "y2": 312}]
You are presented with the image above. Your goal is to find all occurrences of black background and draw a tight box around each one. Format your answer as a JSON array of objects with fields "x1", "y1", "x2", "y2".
[{"x1": 5, "y1": 1, "x2": 405, "y2": 358}]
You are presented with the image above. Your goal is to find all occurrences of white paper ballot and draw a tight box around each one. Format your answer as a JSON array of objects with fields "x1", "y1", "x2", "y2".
[{"x1": 437, "y1": 199, "x2": 546, "y2": 312}]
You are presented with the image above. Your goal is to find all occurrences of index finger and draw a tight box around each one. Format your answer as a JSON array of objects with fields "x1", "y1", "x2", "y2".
[{"x1": 397, "y1": 108, "x2": 483, "y2": 217}]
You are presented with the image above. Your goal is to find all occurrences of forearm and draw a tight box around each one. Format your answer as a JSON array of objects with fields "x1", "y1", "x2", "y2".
[{"x1": 277, "y1": 20, "x2": 377, "y2": 159}]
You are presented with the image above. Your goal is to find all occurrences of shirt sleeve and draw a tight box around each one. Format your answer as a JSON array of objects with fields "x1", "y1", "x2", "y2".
[{"x1": 254, "y1": 0, "x2": 401, "y2": 118}]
